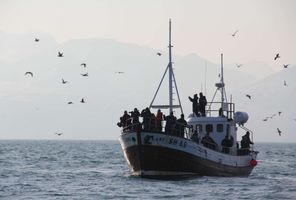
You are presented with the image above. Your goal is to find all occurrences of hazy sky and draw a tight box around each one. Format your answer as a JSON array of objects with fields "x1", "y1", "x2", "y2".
[
  {"x1": 1, "y1": 0, "x2": 295, "y2": 68},
  {"x1": 0, "y1": 0, "x2": 295, "y2": 141}
]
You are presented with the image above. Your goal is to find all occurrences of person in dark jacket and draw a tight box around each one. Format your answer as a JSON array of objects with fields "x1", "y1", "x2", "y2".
[
  {"x1": 221, "y1": 134, "x2": 234, "y2": 154},
  {"x1": 165, "y1": 111, "x2": 176, "y2": 134},
  {"x1": 199, "y1": 92, "x2": 207, "y2": 117},
  {"x1": 201, "y1": 132, "x2": 217, "y2": 150},
  {"x1": 130, "y1": 108, "x2": 140, "y2": 131},
  {"x1": 141, "y1": 107, "x2": 151, "y2": 131},
  {"x1": 241, "y1": 131, "x2": 253, "y2": 149},
  {"x1": 130, "y1": 108, "x2": 140, "y2": 124},
  {"x1": 240, "y1": 131, "x2": 254, "y2": 154},
  {"x1": 175, "y1": 114, "x2": 187, "y2": 137},
  {"x1": 189, "y1": 94, "x2": 199, "y2": 116},
  {"x1": 155, "y1": 109, "x2": 163, "y2": 132},
  {"x1": 121, "y1": 110, "x2": 131, "y2": 131}
]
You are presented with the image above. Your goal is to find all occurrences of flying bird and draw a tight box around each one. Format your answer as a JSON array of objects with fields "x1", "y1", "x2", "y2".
[
  {"x1": 236, "y1": 64, "x2": 243, "y2": 68},
  {"x1": 81, "y1": 63, "x2": 86, "y2": 68},
  {"x1": 277, "y1": 128, "x2": 282, "y2": 136},
  {"x1": 68, "y1": 102, "x2": 73, "y2": 104},
  {"x1": 284, "y1": 80, "x2": 287, "y2": 86},
  {"x1": 246, "y1": 94, "x2": 251, "y2": 100},
  {"x1": 34, "y1": 38, "x2": 39, "y2": 42},
  {"x1": 58, "y1": 52, "x2": 63, "y2": 57},
  {"x1": 278, "y1": 111, "x2": 282, "y2": 116},
  {"x1": 283, "y1": 64, "x2": 289, "y2": 68},
  {"x1": 81, "y1": 73, "x2": 88, "y2": 77},
  {"x1": 157, "y1": 52, "x2": 162, "y2": 56},
  {"x1": 231, "y1": 30, "x2": 239, "y2": 37},
  {"x1": 25, "y1": 72, "x2": 33, "y2": 77},
  {"x1": 62, "y1": 78, "x2": 68, "y2": 84},
  {"x1": 115, "y1": 71, "x2": 124, "y2": 74},
  {"x1": 274, "y1": 53, "x2": 280, "y2": 60},
  {"x1": 270, "y1": 113, "x2": 277, "y2": 119},
  {"x1": 263, "y1": 118, "x2": 268, "y2": 121},
  {"x1": 80, "y1": 98, "x2": 85, "y2": 103},
  {"x1": 55, "y1": 132, "x2": 63, "y2": 136}
]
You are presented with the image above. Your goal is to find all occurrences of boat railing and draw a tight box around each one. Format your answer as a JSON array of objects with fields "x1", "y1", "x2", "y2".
[{"x1": 206, "y1": 101, "x2": 235, "y2": 119}]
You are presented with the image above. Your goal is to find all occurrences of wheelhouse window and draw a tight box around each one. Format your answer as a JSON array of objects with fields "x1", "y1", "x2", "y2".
[
  {"x1": 196, "y1": 124, "x2": 203, "y2": 132},
  {"x1": 217, "y1": 124, "x2": 223, "y2": 132},
  {"x1": 206, "y1": 124, "x2": 213, "y2": 133}
]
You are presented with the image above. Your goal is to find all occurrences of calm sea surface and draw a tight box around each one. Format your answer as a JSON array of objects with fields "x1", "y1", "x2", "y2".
[{"x1": 0, "y1": 141, "x2": 295, "y2": 199}]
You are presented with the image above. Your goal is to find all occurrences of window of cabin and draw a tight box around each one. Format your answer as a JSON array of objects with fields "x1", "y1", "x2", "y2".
[
  {"x1": 196, "y1": 124, "x2": 202, "y2": 133},
  {"x1": 217, "y1": 124, "x2": 223, "y2": 132},
  {"x1": 206, "y1": 124, "x2": 213, "y2": 133}
]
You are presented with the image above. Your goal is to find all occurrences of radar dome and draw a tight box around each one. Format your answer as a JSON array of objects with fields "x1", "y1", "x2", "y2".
[{"x1": 234, "y1": 112, "x2": 249, "y2": 125}]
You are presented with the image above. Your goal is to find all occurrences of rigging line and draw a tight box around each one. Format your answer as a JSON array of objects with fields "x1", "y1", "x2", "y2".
[{"x1": 149, "y1": 63, "x2": 170, "y2": 109}]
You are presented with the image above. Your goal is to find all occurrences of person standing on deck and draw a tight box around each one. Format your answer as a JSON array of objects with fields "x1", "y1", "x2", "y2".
[
  {"x1": 155, "y1": 109, "x2": 163, "y2": 132},
  {"x1": 175, "y1": 114, "x2": 187, "y2": 137},
  {"x1": 189, "y1": 94, "x2": 200, "y2": 116},
  {"x1": 199, "y1": 92, "x2": 207, "y2": 117}
]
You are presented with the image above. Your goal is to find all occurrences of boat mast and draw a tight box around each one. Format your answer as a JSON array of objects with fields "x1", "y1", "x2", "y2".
[
  {"x1": 149, "y1": 19, "x2": 183, "y2": 114},
  {"x1": 168, "y1": 19, "x2": 173, "y2": 114}
]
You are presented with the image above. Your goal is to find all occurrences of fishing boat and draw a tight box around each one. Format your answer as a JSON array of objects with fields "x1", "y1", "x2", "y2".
[{"x1": 118, "y1": 20, "x2": 258, "y2": 178}]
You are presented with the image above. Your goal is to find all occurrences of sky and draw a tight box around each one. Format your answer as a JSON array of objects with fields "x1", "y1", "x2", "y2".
[
  {"x1": 0, "y1": 0, "x2": 295, "y2": 141},
  {"x1": 1, "y1": 0, "x2": 295, "y2": 68}
]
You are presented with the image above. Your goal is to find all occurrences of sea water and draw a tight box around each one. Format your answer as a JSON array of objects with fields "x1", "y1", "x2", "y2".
[{"x1": 0, "y1": 140, "x2": 295, "y2": 199}]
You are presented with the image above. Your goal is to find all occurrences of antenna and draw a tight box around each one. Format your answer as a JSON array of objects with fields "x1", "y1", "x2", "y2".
[
  {"x1": 221, "y1": 53, "x2": 224, "y2": 109},
  {"x1": 204, "y1": 60, "x2": 207, "y2": 96}
]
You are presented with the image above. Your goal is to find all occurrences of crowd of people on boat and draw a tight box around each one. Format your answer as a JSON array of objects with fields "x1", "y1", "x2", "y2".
[
  {"x1": 188, "y1": 92, "x2": 207, "y2": 117},
  {"x1": 117, "y1": 107, "x2": 188, "y2": 137},
  {"x1": 117, "y1": 105, "x2": 254, "y2": 155}
]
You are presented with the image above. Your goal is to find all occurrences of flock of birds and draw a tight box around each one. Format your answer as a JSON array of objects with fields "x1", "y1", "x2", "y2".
[
  {"x1": 24, "y1": 38, "x2": 92, "y2": 136},
  {"x1": 26, "y1": 32, "x2": 292, "y2": 137},
  {"x1": 24, "y1": 37, "x2": 164, "y2": 137},
  {"x1": 230, "y1": 30, "x2": 292, "y2": 137}
]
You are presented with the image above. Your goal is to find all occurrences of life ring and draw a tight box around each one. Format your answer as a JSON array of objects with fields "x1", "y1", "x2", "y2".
[{"x1": 250, "y1": 159, "x2": 257, "y2": 167}]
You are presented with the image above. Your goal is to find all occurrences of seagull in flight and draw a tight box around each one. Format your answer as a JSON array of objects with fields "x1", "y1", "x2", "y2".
[
  {"x1": 80, "y1": 98, "x2": 85, "y2": 103},
  {"x1": 34, "y1": 38, "x2": 39, "y2": 42},
  {"x1": 58, "y1": 52, "x2": 64, "y2": 57},
  {"x1": 55, "y1": 132, "x2": 63, "y2": 136},
  {"x1": 283, "y1": 64, "x2": 289, "y2": 68},
  {"x1": 81, "y1": 73, "x2": 88, "y2": 77},
  {"x1": 263, "y1": 118, "x2": 268, "y2": 121},
  {"x1": 284, "y1": 80, "x2": 287, "y2": 86},
  {"x1": 231, "y1": 30, "x2": 239, "y2": 37},
  {"x1": 25, "y1": 72, "x2": 33, "y2": 77},
  {"x1": 277, "y1": 128, "x2": 282, "y2": 136},
  {"x1": 157, "y1": 52, "x2": 162, "y2": 56},
  {"x1": 62, "y1": 78, "x2": 68, "y2": 84},
  {"x1": 68, "y1": 102, "x2": 73, "y2": 105},
  {"x1": 278, "y1": 111, "x2": 282, "y2": 116},
  {"x1": 274, "y1": 53, "x2": 280, "y2": 60},
  {"x1": 236, "y1": 64, "x2": 243, "y2": 68},
  {"x1": 246, "y1": 94, "x2": 251, "y2": 100},
  {"x1": 81, "y1": 63, "x2": 86, "y2": 68},
  {"x1": 115, "y1": 71, "x2": 124, "y2": 74}
]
